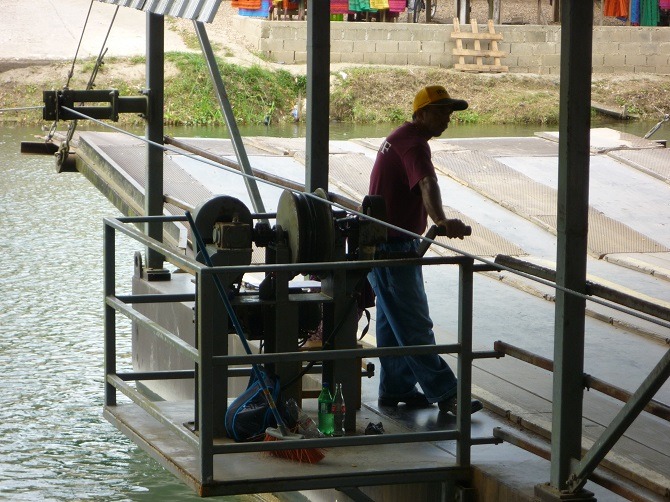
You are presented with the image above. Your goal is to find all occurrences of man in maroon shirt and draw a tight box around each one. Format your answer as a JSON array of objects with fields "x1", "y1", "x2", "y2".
[{"x1": 367, "y1": 85, "x2": 482, "y2": 415}]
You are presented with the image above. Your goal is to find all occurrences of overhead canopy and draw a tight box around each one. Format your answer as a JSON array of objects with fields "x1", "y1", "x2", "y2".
[{"x1": 97, "y1": 0, "x2": 222, "y2": 22}]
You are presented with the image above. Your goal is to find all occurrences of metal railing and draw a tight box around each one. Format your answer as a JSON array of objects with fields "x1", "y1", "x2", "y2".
[
  {"x1": 102, "y1": 213, "x2": 500, "y2": 489},
  {"x1": 103, "y1": 213, "x2": 670, "y2": 496},
  {"x1": 494, "y1": 256, "x2": 670, "y2": 497}
]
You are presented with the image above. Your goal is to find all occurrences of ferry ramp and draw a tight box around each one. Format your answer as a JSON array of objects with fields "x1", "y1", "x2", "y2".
[{"x1": 71, "y1": 129, "x2": 669, "y2": 500}]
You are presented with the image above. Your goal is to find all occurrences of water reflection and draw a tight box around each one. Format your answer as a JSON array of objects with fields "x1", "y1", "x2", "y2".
[
  {"x1": 0, "y1": 118, "x2": 667, "y2": 500},
  {"x1": 0, "y1": 126, "x2": 208, "y2": 501},
  {"x1": 170, "y1": 116, "x2": 670, "y2": 143}
]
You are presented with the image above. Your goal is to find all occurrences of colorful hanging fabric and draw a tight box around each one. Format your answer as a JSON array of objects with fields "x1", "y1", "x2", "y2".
[
  {"x1": 603, "y1": 0, "x2": 629, "y2": 17},
  {"x1": 238, "y1": 0, "x2": 270, "y2": 17},
  {"x1": 641, "y1": 0, "x2": 660, "y2": 24},
  {"x1": 273, "y1": 0, "x2": 299, "y2": 10},
  {"x1": 370, "y1": 0, "x2": 389, "y2": 9},
  {"x1": 236, "y1": 0, "x2": 262, "y2": 8},
  {"x1": 349, "y1": 0, "x2": 377, "y2": 12},
  {"x1": 388, "y1": 0, "x2": 406, "y2": 12},
  {"x1": 631, "y1": 0, "x2": 641, "y2": 24},
  {"x1": 331, "y1": 0, "x2": 349, "y2": 13},
  {"x1": 660, "y1": 0, "x2": 670, "y2": 8}
]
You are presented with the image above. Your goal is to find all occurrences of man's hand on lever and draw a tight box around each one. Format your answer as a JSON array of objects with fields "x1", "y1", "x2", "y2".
[
  {"x1": 418, "y1": 221, "x2": 471, "y2": 257},
  {"x1": 435, "y1": 219, "x2": 472, "y2": 240}
]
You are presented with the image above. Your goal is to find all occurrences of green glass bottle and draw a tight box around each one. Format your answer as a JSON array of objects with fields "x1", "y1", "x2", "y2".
[
  {"x1": 332, "y1": 383, "x2": 345, "y2": 437},
  {"x1": 317, "y1": 382, "x2": 334, "y2": 436}
]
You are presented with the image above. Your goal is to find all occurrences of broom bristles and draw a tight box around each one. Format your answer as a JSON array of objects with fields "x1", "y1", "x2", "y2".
[{"x1": 264, "y1": 428, "x2": 326, "y2": 464}]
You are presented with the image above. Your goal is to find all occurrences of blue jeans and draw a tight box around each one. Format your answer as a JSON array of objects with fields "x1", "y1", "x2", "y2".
[{"x1": 367, "y1": 239, "x2": 457, "y2": 403}]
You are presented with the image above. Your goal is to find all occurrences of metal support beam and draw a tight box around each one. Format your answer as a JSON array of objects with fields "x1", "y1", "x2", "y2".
[
  {"x1": 321, "y1": 269, "x2": 363, "y2": 431},
  {"x1": 305, "y1": 0, "x2": 330, "y2": 192},
  {"x1": 454, "y1": 0, "x2": 470, "y2": 23},
  {"x1": 270, "y1": 267, "x2": 303, "y2": 406},
  {"x1": 104, "y1": 222, "x2": 117, "y2": 407},
  {"x1": 547, "y1": 0, "x2": 594, "y2": 494},
  {"x1": 196, "y1": 270, "x2": 223, "y2": 484},
  {"x1": 490, "y1": 0, "x2": 501, "y2": 24},
  {"x1": 193, "y1": 21, "x2": 267, "y2": 217},
  {"x1": 456, "y1": 259, "x2": 474, "y2": 466},
  {"x1": 569, "y1": 347, "x2": 670, "y2": 492},
  {"x1": 145, "y1": 12, "x2": 168, "y2": 274},
  {"x1": 42, "y1": 89, "x2": 147, "y2": 121}
]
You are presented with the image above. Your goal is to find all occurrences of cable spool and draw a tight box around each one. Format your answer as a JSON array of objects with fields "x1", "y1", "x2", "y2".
[
  {"x1": 276, "y1": 188, "x2": 334, "y2": 264},
  {"x1": 191, "y1": 195, "x2": 253, "y2": 266}
]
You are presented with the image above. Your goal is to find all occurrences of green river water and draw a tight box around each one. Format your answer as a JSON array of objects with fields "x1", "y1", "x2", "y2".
[{"x1": 0, "y1": 117, "x2": 667, "y2": 501}]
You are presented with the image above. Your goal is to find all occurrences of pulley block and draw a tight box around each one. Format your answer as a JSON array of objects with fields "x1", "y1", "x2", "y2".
[
  {"x1": 275, "y1": 188, "x2": 334, "y2": 264},
  {"x1": 191, "y1": 195, "x2": 253, "y2": 266}
]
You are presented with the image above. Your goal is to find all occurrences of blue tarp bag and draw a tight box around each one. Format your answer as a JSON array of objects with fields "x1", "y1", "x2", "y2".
[{"x1": 225, "y1": 370, "x2": 283, "y2": 442}]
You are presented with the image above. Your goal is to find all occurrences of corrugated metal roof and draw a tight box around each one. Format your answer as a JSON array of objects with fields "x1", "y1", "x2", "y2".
[{"x1": 97, "y1": 0, "x2": 221, "y2": 22}]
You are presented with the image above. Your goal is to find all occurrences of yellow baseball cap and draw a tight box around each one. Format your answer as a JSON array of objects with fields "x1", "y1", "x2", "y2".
[{"x1": 413, "y1": 85, "x2": 469, "y2": 114}]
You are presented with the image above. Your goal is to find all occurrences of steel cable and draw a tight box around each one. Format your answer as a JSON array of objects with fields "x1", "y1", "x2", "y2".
[
  {"x1": 86, "y1": 6, "x2": 119, "y2": 90},
  {"x1": 60, "y1": 4, "x2": 120, "y2": 166},
  {"x1": 46, "y1": 0, "x2": 95, "y2": 142},
  {"x1": 0, "y1": 106, "x2": 44, "y2": 113},
  {"x1": 60, "y1": 104, "x2": 670, "y2": 332},
  {"x1": 65, "y1": 0, "x2": 95, "y2": 89}
]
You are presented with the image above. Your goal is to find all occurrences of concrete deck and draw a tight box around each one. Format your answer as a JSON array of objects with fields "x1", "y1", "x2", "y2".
[{"x1": 75, "y1": 128, "x2": 670, "y2": 499}]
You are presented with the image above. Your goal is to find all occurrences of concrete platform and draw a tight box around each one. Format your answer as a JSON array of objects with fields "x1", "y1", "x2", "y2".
[
  {"x1": 73, "y1": 128, "x2": 670, "y2": 499},
  {"x1": 104, "y1": 397, "x2": 473, "y2": 497}
]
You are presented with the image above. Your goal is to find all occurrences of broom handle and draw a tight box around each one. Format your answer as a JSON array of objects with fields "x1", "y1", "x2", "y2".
[{"x1": 185, "y1": 211, "x2": 289, "y2": 434}]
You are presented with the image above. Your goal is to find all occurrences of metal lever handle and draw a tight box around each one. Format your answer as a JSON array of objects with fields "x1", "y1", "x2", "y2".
[{"x1": 418, "y1": 223, "x2": 472, "y2": 256}]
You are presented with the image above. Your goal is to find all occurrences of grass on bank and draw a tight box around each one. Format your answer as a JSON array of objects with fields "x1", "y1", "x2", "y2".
[
  {"x1": 163, "y1": 52, "x2": 307, "y2": 126},
  {"x1": 330, "y1": 67, "x2": 562, "y2": 125},
  {"x1": 1, "y1": 53, "x2": 669, "y2": 127}
]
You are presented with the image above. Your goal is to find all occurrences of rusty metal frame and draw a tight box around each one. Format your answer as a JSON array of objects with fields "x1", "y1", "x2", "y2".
[
  {"x1": 102, "y1": 213, "x2": 498, "y2": 494},
  {"x1": 494, "y1": 341, "x2": 670, "y2": 422}
]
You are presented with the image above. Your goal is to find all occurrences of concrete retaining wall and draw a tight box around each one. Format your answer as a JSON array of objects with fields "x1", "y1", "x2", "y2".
[{"x1": 234, "y1": 18, "x2": 670, "y2": 74}]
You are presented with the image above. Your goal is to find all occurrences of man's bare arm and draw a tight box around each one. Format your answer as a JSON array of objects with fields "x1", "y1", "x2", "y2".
[{"x1": 418, "y1": 176, "x2": 469, "y2": 239}]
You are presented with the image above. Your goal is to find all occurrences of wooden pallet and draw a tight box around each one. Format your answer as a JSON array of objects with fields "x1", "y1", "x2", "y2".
[{"x1": 451, "y1": 18, "x2": 508, "y2": 73}]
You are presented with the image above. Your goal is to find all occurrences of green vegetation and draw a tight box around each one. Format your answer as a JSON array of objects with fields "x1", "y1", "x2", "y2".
[
  {"x1": 330, "y1": 67, "x2": 562, "y2": 125},
  {"x1": 165, "y1": 53, "x2": 306, "y2": 126},
  {"x1": 1, "y1": 53, "x2": 669, "y2": 127}
]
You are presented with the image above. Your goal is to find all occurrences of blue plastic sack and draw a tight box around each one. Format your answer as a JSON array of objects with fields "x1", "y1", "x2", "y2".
[{"x1": 225, "y1": 370, "x2": 283, "y2": 442}]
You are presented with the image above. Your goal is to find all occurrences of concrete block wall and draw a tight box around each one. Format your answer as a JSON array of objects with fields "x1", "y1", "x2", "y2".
[{"x1": 235, "y1": 17, "x2": 670, "y2": 74}]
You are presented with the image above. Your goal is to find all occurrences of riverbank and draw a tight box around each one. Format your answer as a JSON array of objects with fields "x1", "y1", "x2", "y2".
[
  {"x1": 0, "y1": 0, "x2": 668, "y2": 127},
  {"x1": 2, "y1": 57, "x2": 669, "y2": 128}
]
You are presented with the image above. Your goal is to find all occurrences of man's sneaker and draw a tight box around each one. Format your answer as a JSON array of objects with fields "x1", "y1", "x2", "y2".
[
  {"x1": 378, "y1": 392, "x2": 432, "y2": 409},
  {"x1": 438, "y1": 396, "x2": 483, "y2": 415}
]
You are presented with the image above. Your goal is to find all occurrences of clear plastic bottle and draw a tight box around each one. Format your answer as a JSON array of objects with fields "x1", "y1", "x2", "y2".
[
  {"x1": 332, "y1": 383, "x2": 345, "y2": 437},
  {"x1": 317, "y1": 382, "x2": 334, "y2": 436},
  {"x1": 285, "y1": 398, "x2": 323, "y2": 438}
]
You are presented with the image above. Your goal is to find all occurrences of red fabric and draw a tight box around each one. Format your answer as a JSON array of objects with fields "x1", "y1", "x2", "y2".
[
  {"x1": 388, "y1": 0, "x2": 406, "y2": 12},
  {"x1": 330, "y1": 0, "x2": 350, "y2": 13},
  {"x1": 369, "y1": 122, "x2": 435, "y2": 238},
  {"x1": 604, "y1": 0, "x2": 629, "y2": 17},
  {"x1": 236, "y1": 0, "x2": 262, "y2": 8}
]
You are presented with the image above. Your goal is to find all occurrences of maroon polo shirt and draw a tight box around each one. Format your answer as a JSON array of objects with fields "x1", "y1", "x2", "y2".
[{"x1": 368, "y1": 122, "x2": 436, "y2": 238}]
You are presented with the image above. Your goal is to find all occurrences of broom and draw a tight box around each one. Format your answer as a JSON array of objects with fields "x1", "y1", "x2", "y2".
[{"x1": 185, "y1": 211, "x2": 325, "y2": 463}]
